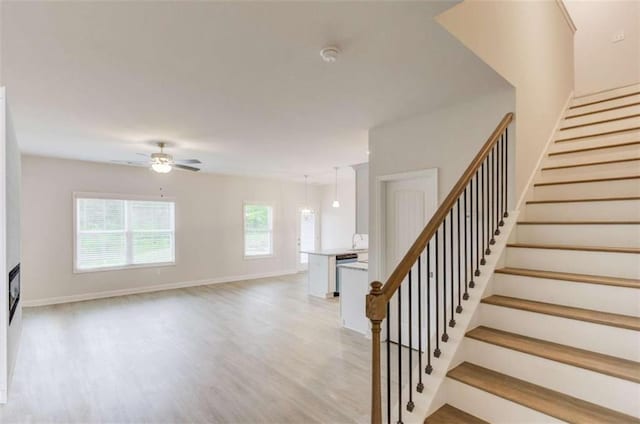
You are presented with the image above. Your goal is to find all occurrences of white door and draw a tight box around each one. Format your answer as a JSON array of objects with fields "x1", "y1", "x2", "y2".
[
  {"x1": 385, "y1": 175, "x2": 437, "y2": 349},
  {"x1": 297, "y1": 209, "x2": 316, "y2": 271}
]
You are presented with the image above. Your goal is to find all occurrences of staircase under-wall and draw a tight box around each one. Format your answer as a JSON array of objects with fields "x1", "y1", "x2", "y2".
[{"x1": 426, "y1": 84, "x2": 640, "y2": 423}]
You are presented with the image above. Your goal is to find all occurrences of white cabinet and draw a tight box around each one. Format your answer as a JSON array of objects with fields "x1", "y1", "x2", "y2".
[
  {"x1": 339, "y1": 267, "x2": 370, "y2": 336},
  {"x1": 308, "y1": 254, "x2": 336, "y2": 298}
]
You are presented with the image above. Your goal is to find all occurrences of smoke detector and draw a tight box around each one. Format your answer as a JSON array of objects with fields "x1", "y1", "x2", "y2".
[{"x1": 320, "y1": 46, "x2": 340, "y2": 63}]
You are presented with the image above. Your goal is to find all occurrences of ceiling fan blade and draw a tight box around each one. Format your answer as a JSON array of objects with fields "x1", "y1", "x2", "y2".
[
  {"x1": 136, "y1": 152, "x2": 151, "y2": 158},
  {"x1": 173, "y1": 164, "x2": 200, "y2": 172},
  {"x1": 111, "y1": 160, "x2": 149, "y2": 166},
  {"x1": 175, "y1": 159, "x2": 202, "y2": 164}
]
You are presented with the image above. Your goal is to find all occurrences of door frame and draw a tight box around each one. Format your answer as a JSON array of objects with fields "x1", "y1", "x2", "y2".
[
  {"x1": 296, "y1": 207, "x2": 317, "y2": 271},
  {"x1": 374, "y1": 168, "x2": 438, "y2": 282}
]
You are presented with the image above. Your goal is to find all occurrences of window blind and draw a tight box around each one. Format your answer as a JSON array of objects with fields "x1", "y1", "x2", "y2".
[{"x1": 75, "y1": 197, "x2": 175, "y2": 271}]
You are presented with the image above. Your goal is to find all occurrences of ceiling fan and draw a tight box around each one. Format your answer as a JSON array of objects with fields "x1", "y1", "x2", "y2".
[{"x1": 112, "y1": 142, "x2": 201, "y2": 173}]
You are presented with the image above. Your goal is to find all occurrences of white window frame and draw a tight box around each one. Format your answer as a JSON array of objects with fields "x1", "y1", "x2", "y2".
[
  {"x1": 73, "y1": 192, "x2": 176, "y2": 273},
  {"x1": 243, "y1": 201, "x2": 275, "y2": 259}
]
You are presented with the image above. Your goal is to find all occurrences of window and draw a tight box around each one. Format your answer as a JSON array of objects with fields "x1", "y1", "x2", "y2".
[
  {"x1": 74, "y1": 194, "x2": 175, "y2": 272},
  {"x1": 244, "y1": 203, "x2": 273, "y2": 257}
]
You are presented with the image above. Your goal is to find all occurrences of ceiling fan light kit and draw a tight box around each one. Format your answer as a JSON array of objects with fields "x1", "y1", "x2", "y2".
[{"x1": 112, "y1": 141, "x2": 202, "y2": 173}]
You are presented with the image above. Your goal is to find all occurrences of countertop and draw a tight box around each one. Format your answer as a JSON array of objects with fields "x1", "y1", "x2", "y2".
[
  {"x1": 337, "y1": 261, "x2": 368, "y2": 271},
  {"x1": 301, "y1": 248, "x2": 368, "y2": 256}
]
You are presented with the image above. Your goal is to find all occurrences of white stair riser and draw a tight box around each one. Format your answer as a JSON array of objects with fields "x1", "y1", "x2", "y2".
[
  {"x1": 571, "y1": 85, "x2": 640, "y2": 108},
  {"x1": 549, "y1": 131, "x2": 640, "y2": 153},
  {"x1": 463, "y1": 338, "x2": 640, "y2": 417},
  {"x1": 492, "y1": 273, "x2": 640, "y2": 316},
  {"x1": 444, "y1": 378, "x2": 563, "y2": 424},
  {"x1": 506, "y1": 247, "x2": 640, "y2": 279},
  {"x1": 539, "y1": 159, "x2": 640, "y2": 181},
  {"x1": 524, "y1": 200, "x2": 640, "y2": 221},
  {"x1": 545, "y1": 145, "x2": 640, "y2": 167},
  {"x1": 568, "y1": 93, "x2": 640, "y2": 115},
  {"x1": 558, "y1": 118, "x2": 640, "y2": 141},
  {"x1": 516, "y1": 224, "x2": 640, "y2": 248},
  {"x1": 479, "y1": 303, "x2": 640, "y2": 361},
  {"x1": 563, "y1": 104, "x2": 640, "y2": 127},
  {"x1": 533, "y1": 179, "x2": 640, "y2": 200}
]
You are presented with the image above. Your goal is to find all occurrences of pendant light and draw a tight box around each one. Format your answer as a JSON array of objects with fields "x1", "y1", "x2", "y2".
[
  {"x1": 301, "y1": 175, "x2": 312, "y2": 214},
  {"x1": 332, "y1": 167, "x2": 340, "y2": 208}
]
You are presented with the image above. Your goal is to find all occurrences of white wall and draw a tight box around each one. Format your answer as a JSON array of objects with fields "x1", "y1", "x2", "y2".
[
  {"x1": 21, "y1": 155, "x2": 322, "y2": 305},
  {"x1": 368, "y1": 89, "x2": 515, "y2": 282},
  {"x1": 320, "y1": 167, "x2": 356, "y2": 250},
  {"x1": 437, "y1": 0, "x2": 575, "y2": 202},
  {"x1": 566, "y1": 0, "x2": 640, "y2": 95},
  {"x1": 353, "y1": 163, "x2": 369, "y2": 235}
]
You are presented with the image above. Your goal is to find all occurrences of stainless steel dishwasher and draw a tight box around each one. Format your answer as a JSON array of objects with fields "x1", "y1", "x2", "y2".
[{"x1": 335, "y1": 253, "x2": 358, "y2": 296}]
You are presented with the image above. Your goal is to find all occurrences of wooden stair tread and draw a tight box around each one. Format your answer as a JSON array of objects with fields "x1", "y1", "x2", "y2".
[
  {"x1": 542, "y1": 157, "x2": 640, "y2": 171},
  {"x1": 481, "y1": 295, "x2": 640, "y2": 331},
  {"x1": 507, "y1": 242, "x2": 640, "y2": 254},
  {"x1": 555, "y1": 126, "x2": 640, "y2": 143},
  {"x1": 565, "y1": 101, "x2": 640, "y2": 119},
  {"x1": 447, "y1": 362, "x2": 640, "y2": 423},
  {"x1": 424, "y1": 404, "x2": 487, "y2": 424},
  {"x1": 561, "y1": 113, "x2": 640, "y2": 131},
  {"x1": 517, "y1": 220, "x2": 640, "y2": 225},
  {"x1": 534, "y1": 175, "x2": 640, "y2": 186},
  {"x1": 466, "y1": 326, "x2": 640, "y2": 383},
  {"x1": 495, "y1": 267, "x2": 640, "y2": 289},
  {"x1": 527, "y1": 196, "x2": 640, "y2": 204},
  {"x1": 548, "y1": 141, "x2": 640, "y2": 156},
  {"x1": 569, "y1": 91, "x2": 640, "y2": 109}
]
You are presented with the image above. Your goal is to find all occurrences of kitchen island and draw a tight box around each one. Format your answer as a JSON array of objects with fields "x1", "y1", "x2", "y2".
[{"x1": 301, "y1": 249, "x2": 367, "y2": 298}]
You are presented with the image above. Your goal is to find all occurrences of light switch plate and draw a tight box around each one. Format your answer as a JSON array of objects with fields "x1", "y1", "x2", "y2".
[{"x1": 612, "y1": 30, "x2": 625, "y2": 43}]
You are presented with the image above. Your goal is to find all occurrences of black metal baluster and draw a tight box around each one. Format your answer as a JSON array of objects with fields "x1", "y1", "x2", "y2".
[
  {"x1": 425, "y1": 243, "x2": 433, "y2": 373},
  {"x1": 504, "y1": 128, "x2": 509, "y2": 219},
  {"x1": 386, "y1": 303, "x2": 391, "y2": 424},
  {"x1": 456, "y1": 199, "x2": 462, "y2": 313},
  {"x1": 407, "y1": 269, "x2": 414, "y2": 412},
  {"x1": 498, "y1": 135, "x2": 504, "y2": 229},
  {"x1": 475, "y1": 171, "x2": 481, "y2": 278},
  {"x1": 448, "y1": 209, "x2": 455, "y2": 327},
  {"x1": 490, "y1": 149, "x2": 496, "y2": 245},
  {"x1": 417, "y1": 255, "x2": 424, "y2": 391},
  {"x1": 463, "y1": 187, "x2": 469, "y2": 300},
  {"x1": 471, "y1": 177, "x2": 477, "y2": 286},
  {"x1": 481, "y1": 163, "x2": 488, "y2": 263},
  {"x1": 442, "y1": 217, "x2": 449, "y2": 340},
  {"x1": 494, "y1": 143, "x2": 500, "y2": 236},
  {"x1": 485, "y1": 158, "x2": 492, "y2": 256},
  {"x1": 397, "y1": 288, "x2": 402, "y2": 424},
  {"x1": 434, "y1": 230, "x2": 441, "y2": 357}
]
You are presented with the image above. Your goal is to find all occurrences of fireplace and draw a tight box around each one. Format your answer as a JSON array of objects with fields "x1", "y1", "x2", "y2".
[{"x1": 9, "y1": 263, "x2": 19, "y2": 324}]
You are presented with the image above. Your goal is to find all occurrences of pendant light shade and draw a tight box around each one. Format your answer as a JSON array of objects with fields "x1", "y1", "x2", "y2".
[{"x1": 332, "y1": 167, "x2": 340, "y2": 208}]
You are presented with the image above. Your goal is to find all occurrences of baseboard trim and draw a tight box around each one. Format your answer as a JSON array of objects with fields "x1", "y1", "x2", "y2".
[
  {"x1": 22, "y1": 269, "x2": 300, "y2": 307},
  {"x1": 515, "y1": 90, "x2": 574, "y2": 211},
  {"x1": 573, "y1": 82, "x2": 640, "y2": 99},
  {"x1": 554, "y1": 0, "x2": 577, "y2": 34}
]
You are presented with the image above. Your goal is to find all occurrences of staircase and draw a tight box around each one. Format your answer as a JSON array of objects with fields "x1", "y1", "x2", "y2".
[{"x1": 426, "y1": 85, "x2": 640, "y2": 422}]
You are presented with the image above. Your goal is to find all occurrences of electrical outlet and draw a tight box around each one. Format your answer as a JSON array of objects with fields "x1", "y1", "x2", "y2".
[{"x1": 612, "y1": 30, "x2": 625, "y2": 43}]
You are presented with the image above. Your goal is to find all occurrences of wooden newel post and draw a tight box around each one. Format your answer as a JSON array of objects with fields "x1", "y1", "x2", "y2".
[{"x1": 366, "y1": 281, "x2": 386, "y2": 424}]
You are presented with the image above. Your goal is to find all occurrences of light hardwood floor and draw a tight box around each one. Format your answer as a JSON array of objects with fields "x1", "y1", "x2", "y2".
[{"x1": 0, "y1": 273, "x2": 373, "y2": 423}]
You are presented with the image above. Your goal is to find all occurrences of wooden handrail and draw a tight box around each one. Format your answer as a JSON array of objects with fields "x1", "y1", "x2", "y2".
[
  {"x1": 378, "y1": 112, "x2": 513, "y2": 305},
  {"x1": 366, "y1": 112, "x2": 513, "y2": 424}
]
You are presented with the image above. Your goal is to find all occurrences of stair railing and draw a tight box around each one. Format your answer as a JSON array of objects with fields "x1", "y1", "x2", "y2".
[{"x1": 367, "y1": 112, "x2": 514, "y2": 424}]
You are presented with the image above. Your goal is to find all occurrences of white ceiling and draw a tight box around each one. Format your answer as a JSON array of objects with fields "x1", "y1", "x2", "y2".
[{"x1": 2, "y1": 1, "x2": 507, "y2": 182}]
